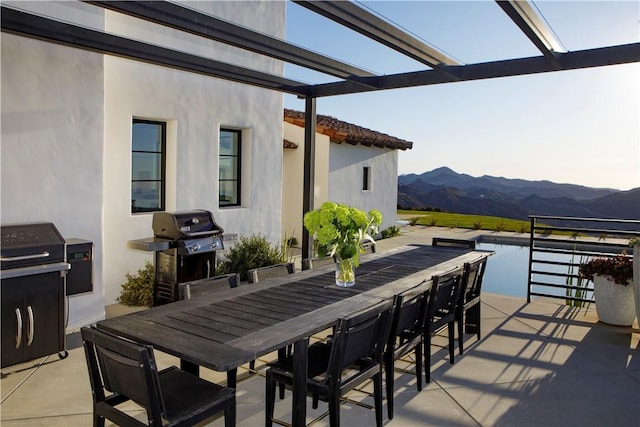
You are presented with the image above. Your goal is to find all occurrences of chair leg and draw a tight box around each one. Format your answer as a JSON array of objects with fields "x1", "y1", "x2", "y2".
[
  {"x1": 458, "y1": 311, "x2": 465, "y2": 355},
  {"x1": 265, "y1": 370, "x2": 276, "y2": 427},
  {"x1": 415, "y1": 344, "x2": 423, "y2": 392},
  {"x1": 227, "y1": 368, "x2": 237, "y2": 389},
  {"x1": 93, "y1": 413, "x2": 105, "y2": 427},
  {"x1": 328, "y1": 391, "x2": 340, "y2": 427},
  {"x1": 384, "y1": 352, "x2": 395, "y2": 420},
  {"x1": 225, "y1": 401, "x2": 236, "y2": 427},
  {"x1": 373, "y1": 372, "x2": 383, "y2": 427},
  {"x1": 424, "y1": 331, "x2": 432, "y2": 383},
  {"x1": 447, "y1": 322, "x2": 455, "y2": 364}
]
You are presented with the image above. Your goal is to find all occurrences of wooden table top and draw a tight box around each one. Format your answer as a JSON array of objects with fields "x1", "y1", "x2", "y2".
[{"x1": 97, "y1": 244, "x2": 488, "y2": 372}]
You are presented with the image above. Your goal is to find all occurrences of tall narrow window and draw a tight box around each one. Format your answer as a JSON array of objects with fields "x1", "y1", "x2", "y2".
[
  {"x1": 219, "y1": 129, "x2": 241, "y2": 207},
  {"x1": 131, "y1": 119, "x2": 165, "y2": 213},
  {"x1": 362, "y1": 166, "x2": 371, "y2": 191}
]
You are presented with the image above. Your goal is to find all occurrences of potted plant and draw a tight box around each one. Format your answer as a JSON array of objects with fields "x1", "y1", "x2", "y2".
[
  {"x1": 304, "y1": 202, "x2": 382, "y2": 287},
  {"x1": 579, "y1": 253, "x2": 635, "y2": 326}
]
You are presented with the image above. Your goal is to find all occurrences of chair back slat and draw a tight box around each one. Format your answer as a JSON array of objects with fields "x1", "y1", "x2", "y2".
[
  {"x1": 432, "y1": 237, "x2": 476, "y2": 249},
  {"x1": 179, "y1": 273, "x2": 240, "y2": 300},
  {"x1": 82, "y1": 327, "x2": 166, "y2": 422},
  {"x1": 462, "y1": 258, "x2": 487, "y2": 302},
  {"x1": 327, "y1": 300, "x2": 393, "y2": 380},
  {"x1": 248, "y1": 262, "x2": 294, "y2": 284},
  {"x1": 428, "y1": 269, "x2": 463, "y2": 326}
]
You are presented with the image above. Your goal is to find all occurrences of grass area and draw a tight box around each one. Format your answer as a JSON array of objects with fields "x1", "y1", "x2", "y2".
[{"x1": 398, "y1": 209, "x2": 531, "y2": 233}]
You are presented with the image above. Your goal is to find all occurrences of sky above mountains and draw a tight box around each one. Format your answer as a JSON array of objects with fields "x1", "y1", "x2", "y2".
[{"x1": 283, "y1": 1, "x2": 639, "y2": 191}]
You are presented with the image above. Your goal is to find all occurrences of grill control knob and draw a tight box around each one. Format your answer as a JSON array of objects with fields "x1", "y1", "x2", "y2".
[
  {"x1": 191, "y1": 217, "x2": 199, "y2": 225},
  {"x1": 189, "y1": 244, "x2": 201, "y2": 253}
]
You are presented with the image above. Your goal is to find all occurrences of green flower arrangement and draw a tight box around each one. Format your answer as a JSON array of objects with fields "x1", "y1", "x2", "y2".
[
  {"x1": 578, "y1": 253, "x2": 633, "y2": 286},
  {"x1": 304, "y1": 202, "x2": 382, "y2": 284}
]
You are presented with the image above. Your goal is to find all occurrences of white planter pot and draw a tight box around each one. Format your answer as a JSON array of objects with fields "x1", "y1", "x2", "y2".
[
  {"x1": 633, "y1": 244, "x2": 640, "y2": 325},
  {"x1": 593, "y1": 275, "x2": 635, "y2": 326}
]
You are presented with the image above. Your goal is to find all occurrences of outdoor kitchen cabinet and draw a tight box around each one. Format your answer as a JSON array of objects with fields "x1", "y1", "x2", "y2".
[{"x1": 1, "y1": 271, "x2": 66, "y2": 368}]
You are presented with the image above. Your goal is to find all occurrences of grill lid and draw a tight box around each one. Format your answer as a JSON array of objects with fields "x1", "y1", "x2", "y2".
[
  {"x1": 152, "y1": 210, "x2": 224, "y2": 240},
  {"x1": 1, "y1": 222, "x2": 65, "y2": 269}
]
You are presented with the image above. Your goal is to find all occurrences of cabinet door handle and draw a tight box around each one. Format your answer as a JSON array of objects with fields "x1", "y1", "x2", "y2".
[
  {"x1": 26, "y1": 305, "x2": 34, "y2": 346},
  {"x1": 15, "y1": 308, "x2": 22, "y2": 348}
]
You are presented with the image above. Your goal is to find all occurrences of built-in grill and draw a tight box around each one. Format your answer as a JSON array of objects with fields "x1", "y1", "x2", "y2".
[
  {"x1": 1, "y1": 222, "x2": 70, "y2": 368},
  {"x1": 129, "y1": 210, "x2": 224, "y2": 305}
]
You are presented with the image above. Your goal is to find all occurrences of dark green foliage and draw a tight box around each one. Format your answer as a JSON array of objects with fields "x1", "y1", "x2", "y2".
[
  {"x1": 118, "y1": 261, "x2": 154, "y2": 307},
  {"x1": 381, "y1": 225, "x2": 400, "y2": 239},
  {"x1": 217, "y1": 234, "x2": 285, "y2": 281}
]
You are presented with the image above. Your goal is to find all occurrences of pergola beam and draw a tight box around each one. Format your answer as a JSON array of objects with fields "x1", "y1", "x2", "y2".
[
  {"x1": 85, "y1": 1, "x2": 380, "y2": 88},
  {"x1": 497, "y1": 0, "x2": 565, "y2": 69},
  {"x1": 0, "y1": 6, "x2": 311, "y2": 96},
  {"x1": 294, "y1": 0, "x2": 461, "y2": 81},
  {"x1": 309, "y1": 42, "x2": 640, "y2": 97}
]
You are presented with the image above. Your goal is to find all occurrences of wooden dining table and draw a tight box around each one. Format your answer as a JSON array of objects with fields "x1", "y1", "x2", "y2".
[{"x1": 96, "y1": 244, "x2": 490, "y2": 427}]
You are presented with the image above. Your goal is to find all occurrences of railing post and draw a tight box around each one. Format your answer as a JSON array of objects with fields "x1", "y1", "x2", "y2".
[{"x1": 527, "y1": 216, "x2": 536, "y2": 303}]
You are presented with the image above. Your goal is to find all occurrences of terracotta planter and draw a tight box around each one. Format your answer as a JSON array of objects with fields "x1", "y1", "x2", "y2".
[{"x1": 593, "y1": 275, "x2": 635, "y2": 326}]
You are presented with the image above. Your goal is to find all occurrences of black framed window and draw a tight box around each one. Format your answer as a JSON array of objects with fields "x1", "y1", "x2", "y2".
[
  {"x1": 219, "y1": 129, "x2": 241, "y2": 207},
  {"x1": 131, "y1": 119, "x2": 166, "y2": 213},
  {"x1": 362, "y1": 166, "x2": 371, "y2": 191}
]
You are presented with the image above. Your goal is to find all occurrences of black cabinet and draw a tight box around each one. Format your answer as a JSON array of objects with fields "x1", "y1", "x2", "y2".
[{"x1": 1, "y1": 271, "x2": 65, "y2": 368}]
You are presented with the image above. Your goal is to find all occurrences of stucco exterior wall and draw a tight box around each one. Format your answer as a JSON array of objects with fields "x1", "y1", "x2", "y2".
[
  {"x1": 328, "y1": 143, "x2": 399, "y2": 232},
  {"x1": 1, "y1": 33, "x2": 106, "y2": 327},
  {"x1": 282, "y1": 122, "x2": 399, "y2": 245},
  {"x1": 2, "y1": 1, "x2": 286, "y2": 328}
]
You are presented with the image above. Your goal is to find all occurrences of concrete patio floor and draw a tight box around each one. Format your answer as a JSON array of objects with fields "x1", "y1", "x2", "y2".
[{"x1": 2, "y1": 225, "x2": 639, "y2": 426}]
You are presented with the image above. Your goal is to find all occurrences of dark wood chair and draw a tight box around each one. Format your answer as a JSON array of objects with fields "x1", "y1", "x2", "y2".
[
  {"x1": 423, "y1": 268, "x2": 464, "y2": 383},
  {"x1": 265, "y1": 300, "x2": 394, "y2": 427},
  {"x1": 81, "y1": 326, "x2": 235, "y2": 427},
  {"x1": 178, "y1": 273, "x2": 240, "y2": 300},
  {"x1": 384, "y1": 281, "x2": 430, "y2": 420},
  {"x1": 456, "y1": 257, "x2": 488, "y2": 354},
  {"x1": 301, "y1": 255, "x2": 335, "y2": 271},
  {"x1": 432, "y1": 237, "x2": 476, "y2": 249},
  {"x1": 247, "y1": 262, "x2": 294, "y2": 283}
]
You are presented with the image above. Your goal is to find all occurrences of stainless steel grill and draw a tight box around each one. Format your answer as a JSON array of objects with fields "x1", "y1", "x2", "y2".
[{"x1": 129, "y1": 210, "x2": 224, "y2": 305}]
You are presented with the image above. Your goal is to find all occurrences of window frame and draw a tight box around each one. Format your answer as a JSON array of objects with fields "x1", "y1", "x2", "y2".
[
  {"x1": 131, "y1": 119, "x2": 166, "y2": 214},
  {"x1": 219, "y1": 128, "x2": 242, "y2": 207},
  {"x1": 362, "y1": 166, "x2": 371, "y2": 191}
]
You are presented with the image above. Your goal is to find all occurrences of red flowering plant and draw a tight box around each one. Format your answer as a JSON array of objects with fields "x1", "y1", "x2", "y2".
[{"x1": 578, "y1": 253, "x2": 633, "y2": 286}]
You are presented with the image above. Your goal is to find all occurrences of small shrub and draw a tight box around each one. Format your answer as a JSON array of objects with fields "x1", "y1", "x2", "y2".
[
  {"x1": 286, "y1": 236, "x2": 298, "y2": 247},
  {"x1": 409, "y1": 217, "x2": 420, "y2": 226},
  {"x1": 118, "y1": 261, "x2": 154, "y2": 307},
  {"x1": 518, "y1": 224, "x2": 529, "y2": 234},
  {"x1": 381, "y1": 225, "x2": 400, "y2": 239},
  {"x1": 428, "y1": 218, "x2": 438, "y2": 227},
  {"x1": 217, "y1": 234, "x2": 286, "y2": 281},
  {"x1": 473, "y1": 221, "x2": 482, "y2": 230},
  {"x1": 495, "y1": 222, "x2": 505, "y2": 232}
]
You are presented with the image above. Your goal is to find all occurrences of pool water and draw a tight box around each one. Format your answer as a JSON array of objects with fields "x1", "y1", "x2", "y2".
[
  {"x1": 478, "y1": 242, "x2": 530, "y2": 298},
  {"x1": 478, "y1": 242, "x2": 594, "y2": 300}
]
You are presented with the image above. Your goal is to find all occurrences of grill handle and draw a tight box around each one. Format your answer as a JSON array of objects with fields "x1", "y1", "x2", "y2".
[
  {"x1": 0, "y1": 251, "x2": 50, "y2": 262},
  {"x1": 15, "y1": 308, "x2": 22, "y2": 349},
  {"x1": 26, "y1": 306, "x2": 34, "y2": 346}
]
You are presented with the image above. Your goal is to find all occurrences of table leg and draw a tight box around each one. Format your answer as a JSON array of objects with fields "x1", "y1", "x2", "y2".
[
  {"x1": 292, "y1": 337, "x2": 309, "y2": 427},
  {"x1": 180, "y1": 359, "x2": 199, "y2": 376}
]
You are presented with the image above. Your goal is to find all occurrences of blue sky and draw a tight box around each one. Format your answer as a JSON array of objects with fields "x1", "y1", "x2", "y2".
[{"x1": 283, "y1": 1, "x2": 639, "y2": 191}]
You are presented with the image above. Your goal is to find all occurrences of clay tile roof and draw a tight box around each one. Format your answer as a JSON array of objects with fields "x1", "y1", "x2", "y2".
[{"x1": 284, "y1": 109, "x2": 413, "y2": 151}]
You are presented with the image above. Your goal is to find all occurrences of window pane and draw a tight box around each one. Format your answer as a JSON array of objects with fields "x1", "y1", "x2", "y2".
[
  {"x1": 219, "y1": 131, "x2": 238, "y2": 155},
  {"x1": 219, "y1": 156, "x2": 238, "y2": 180},
  {"x1": 219, "y1": 181, "x2": 238, "y2": 205},
  {"x1": 132, "y1": 152, "x2": 161, "y2": 180},
  {"x1": 132, "y1": 122, "x2": 162, "y2": 152},
  {"x1": 132, "y1": 181, "x2": 161, "y2": 211}
]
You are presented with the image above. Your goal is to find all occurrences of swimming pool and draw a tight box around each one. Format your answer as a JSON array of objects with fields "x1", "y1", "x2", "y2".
[{"x1": 478, "y1": 242, "x2": 595, "y2": 300}]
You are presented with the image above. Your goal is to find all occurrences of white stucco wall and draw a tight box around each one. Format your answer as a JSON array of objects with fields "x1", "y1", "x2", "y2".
[
  {"x1": 282, "y1": 122, "x2": 330, "y2": 243},
  {"x1": 1, "y1": 33, "x2": 106, "y2": 328},
  {"x1": 328, "y1": 143, "x2": 399, "y2": 232},
  {"x1": 2, "y1": 1, "x2": 286, "y2": 327},
  {"x1": 282, "y1": 122, "x2": 400, "y2": 243}
]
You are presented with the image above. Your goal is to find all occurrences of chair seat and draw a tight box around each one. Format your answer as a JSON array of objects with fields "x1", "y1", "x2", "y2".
[{"x1": 159, "y1": 367, "x2": 236, "y2": 424}]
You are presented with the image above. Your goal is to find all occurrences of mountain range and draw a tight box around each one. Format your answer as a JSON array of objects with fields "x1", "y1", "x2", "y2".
[{"x1": 398, "y1": 167, "x2": 640, "y2": 221}]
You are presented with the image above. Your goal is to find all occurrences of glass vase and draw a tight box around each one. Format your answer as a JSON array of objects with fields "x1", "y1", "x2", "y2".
[{"x1": 335, "y1": 256, "x2": 356, "y2": 287}]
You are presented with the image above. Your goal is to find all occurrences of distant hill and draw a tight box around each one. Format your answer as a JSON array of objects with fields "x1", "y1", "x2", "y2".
[{"x1": 398, "y1": 167, "x2": 640, "y2": 222}]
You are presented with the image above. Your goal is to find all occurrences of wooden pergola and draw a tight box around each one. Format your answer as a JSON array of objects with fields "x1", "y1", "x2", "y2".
[{"x1": 3, "y1": 0, "x2": 639, "y2": 260}]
